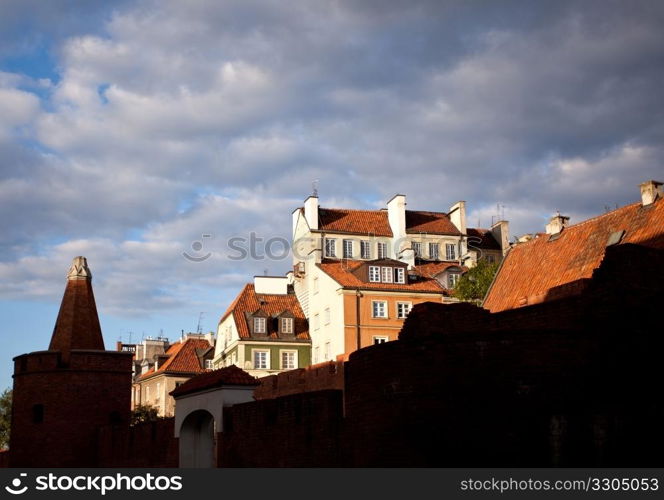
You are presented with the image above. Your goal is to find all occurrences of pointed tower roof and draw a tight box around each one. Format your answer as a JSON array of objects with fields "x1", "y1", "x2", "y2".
[{"x1": 49, "y1": 256, "x2": 105, "y2": 352}]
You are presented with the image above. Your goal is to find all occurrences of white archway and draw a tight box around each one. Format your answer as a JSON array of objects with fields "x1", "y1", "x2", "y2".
[{"x1": 179, "y1": 409, "x2": 216, "y2": 468}]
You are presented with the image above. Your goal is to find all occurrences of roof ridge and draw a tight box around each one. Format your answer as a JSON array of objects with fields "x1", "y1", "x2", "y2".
[
  {"x1": 559, "y1": 201, "x2": 642, "y2": 231},
  {"x1": 320, "y1": 206, "x2": 385, "y2": 213}
]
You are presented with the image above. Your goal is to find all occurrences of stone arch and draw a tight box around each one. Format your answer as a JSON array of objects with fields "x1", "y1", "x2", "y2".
[{"x1": 179, "y1": 409, "x2": 216, "y2": 468}]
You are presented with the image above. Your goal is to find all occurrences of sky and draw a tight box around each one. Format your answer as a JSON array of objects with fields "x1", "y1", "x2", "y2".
[{"x1": 1, "y1": 0, "x2": 663, "y2": 389}]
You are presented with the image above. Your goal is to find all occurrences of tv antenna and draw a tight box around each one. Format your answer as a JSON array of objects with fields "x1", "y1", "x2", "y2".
[{"x1": 196, "y1": 312, "x2": 205, "y2": 334}]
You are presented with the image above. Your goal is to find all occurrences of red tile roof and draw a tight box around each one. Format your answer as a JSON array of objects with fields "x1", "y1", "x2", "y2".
[
  {"x1": 466, "y1": 228, "x2": 501, "y2": 250},
  {"x1": 406, "y1": 210, "x2": 461, "y2": 235},
  {"x1": 170, "y1": 365, "x2": 259, "y2": 398},
  {"x1": 314, "y1": 207, "x2": 461, "y2": 237},
  {"x1": 318, "y1": 208, "x2": 393, "y2": 236},
  {"x1": 219, "y1": 284, "x2": 310, "y2": 340},
  {"x1": 138, "y1": 338, "x2": 212, "y2": 380},
  {"x1": 483, "y1": 198, "x2": 664, "y2": 313},
  {"x1": 318, "y1": 259, "x2": 446, "y2": 293}
]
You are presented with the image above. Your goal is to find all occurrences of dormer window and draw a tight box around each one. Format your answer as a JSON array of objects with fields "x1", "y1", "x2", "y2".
[
  {"x1": 369, "y1": 266, "x2": 381, "y2": 282},
  {"x1": 395, "y1": 267, "x2": 405, "y2": 284},
  {"x1": 280, "y1": 317, "x2": 293, "y2": 334},
  {"x1": 447, "y1": 273, "x2": 460, "y2": 288},
  {"x1": 366, "y1": 264, "x2": 407, "y2": 284},
  {"x1": 254, "y1": 317, "x2": 266, "y2": 334},
  {"x1": 381, "y1": 267, "x2": 393, "y2": 283}
]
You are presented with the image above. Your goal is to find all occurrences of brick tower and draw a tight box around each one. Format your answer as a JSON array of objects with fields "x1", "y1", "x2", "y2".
[{"x1": 10, "y1": 256, "x2": 133, "y2": 467}]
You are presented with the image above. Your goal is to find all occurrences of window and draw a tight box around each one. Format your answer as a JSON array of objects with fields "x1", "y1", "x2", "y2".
[
  {"x1": 377, "y1": 242, "x2": 388, "y2": 259},
  {"x1": 324, "y1": 307, "x2": 331, "y2": 325},
  {"x1": 412, "y1": 241, "x2": 422, "y2": 257},
  {"x1": 373, "y1": 336, "x2": 388, "y2": 345},
  {"x1": 232, "y1": 352, "x2": 237, "y2": 365},
  {"x1": 253, "y1": 350, "x2": 269, "y2": 370},
  {"x1": 395, "y1": 267, "x2": 405, "y2": 284},
  {"x1": 254, "y1": 317, "x2": 266, "y2": 334},
  {"x1": 314, "y1": 313, "x2": 320, "y2": 330},
  {"x1": 372, "y1": 300, "x2": 387, "y2": 318},
  {"x1": 360, "y1": 240, "x2": 371, "y2": 259},
  {"x1": 429, "y1": 243, "x2": 439, "y2": 260},
  {"x1": 381, "y1": 267, "x2": 393, "y2": 283},
  {"x1": 32, "y1": 404, "x2": 44, "y2": 424},
  {"x1": 313, "y1": 276, "x2": 319, "y2": 293},
  {"x1": 397, "y1": 302, "x2": 412, "y2": 319},
  {"x1": 486, "y1": 255, "x2": 496, "y2": 263},
  {"x1": 314, "y1": 346, "x2": 320, "y2": 363},
  {"x1": 324, "y1": 238, "x2": 337, "y2": 257},
  {"x1": 205, "y1": 359, "x2": 214, "y2": 369},
  {"x1": 448, "y1": 273, "x2": 460, "y2": 288},
  {"x1": 343, "y1": 239, "x2": 353, "y2": 258},
  {"x1": 446, "y1": 243, "x2": 456, "y2": 260},
  {"x1": 281, "y1": 317, "x2": 294, "y2": 334},
  {"x1": 324, "y1": 342, "x2": 331, "y2": 360},
  {"x1": 369, "y1": 266, "x2": 381, "y2": 282},
  {"x1": 280, "y1": 351, "x2": 297, "y2": 370}
]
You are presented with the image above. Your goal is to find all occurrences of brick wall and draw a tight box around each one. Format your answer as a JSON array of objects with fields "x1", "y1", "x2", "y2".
[
  {"x1": 97, "y1": 418, "x2": 178, "y2": 468},
  {"x1": 253, "y1": 361, "x2": 344, "y2": 400}
]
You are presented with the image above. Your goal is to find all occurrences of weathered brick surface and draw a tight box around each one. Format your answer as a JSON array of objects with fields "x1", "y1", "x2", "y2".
[
  {"x1": 9, "y1": 350, "x2": 132, "y2": 467},
  {"x1": 253, "y1": 361, "x2": 344, "y2": 400},
  {"x1": 97, "y1": 418, "x2": 178, "y2": 468}
]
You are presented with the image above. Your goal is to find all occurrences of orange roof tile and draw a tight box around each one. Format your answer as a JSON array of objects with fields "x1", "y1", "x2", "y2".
[
  {"x1": 406, "y1": 210, "x2": 461, "y2": 235},
  {"x1": 318, "y1": 208, "x2": 393, "y2": 236},
  {"x1": 219, "y1": 284, "x2": 309, "y2": 340},
  {"x1": 484, "y1": 198, "x2": 664, "y2": 313},
  {"x1": 318, "y1": 259, "x2": 446, "y2": 293},
  {"x1": 170, "y1": 366, "x2": 259, "y2": 398},
  {"x1": 138, "y1": 338, "x2": 212, "y2": 380},
  {"x1": 466, "y1": 228, "x2": 501, "y2": 250}
]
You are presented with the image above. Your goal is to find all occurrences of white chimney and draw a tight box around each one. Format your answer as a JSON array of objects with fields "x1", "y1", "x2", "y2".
[
  {"x1": 387, "y1": 194, "x2": 407, "y2": 241},
  {"x1": 303, "y1": 195, "x2": 319, "y2": 230},
  {"x1": 545, "y1": 213, "x2": 570, "y2": 235},
  {"x1": 254, "y1": 276, "x2": 289, "y2": 295},
  {"x1": 640, "y1": 180, "x2": 663, "y2": 206},
  {"x1": 490, "y1": 220, "x2": 510, "y2": 255},
  {"x1": 449, "y1": 201, "x2": 466, "y2": 234}
]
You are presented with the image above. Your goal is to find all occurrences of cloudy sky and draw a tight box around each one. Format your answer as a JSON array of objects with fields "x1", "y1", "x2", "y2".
[{"x1": 1, "y1": 0, "x2": 663, "y2": 388}]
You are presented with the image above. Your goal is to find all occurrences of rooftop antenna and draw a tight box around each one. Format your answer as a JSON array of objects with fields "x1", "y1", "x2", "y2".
[
  {"x1": 196, "y1": 312, "x2": 205, "y2": 334},
  {"x1": 312, "y1": 179, "x2": 319, "y2": 197}
]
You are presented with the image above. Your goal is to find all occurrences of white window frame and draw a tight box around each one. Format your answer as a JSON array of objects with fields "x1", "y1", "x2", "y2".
[
  {"x1": 395, "y1": 267, "x2": 405, "y2": 284},
  {"x1": 252, "y1": 349, "x2": 270, "y2": 370},
  {"x1": 429, "y1": 242, "x2": 439, "y2": 260},
  {"x1": 446, "y1": 243, "x2": 456, "y2": 260},
  {"x1": 324, "y1": 342, "x2": 331, "y2": 361},
  {"x1": 343, "y1": 239, "x2": 353, "y2": 258},
  {"x1": 369, "y1": 266, "x2": 381, "y2": 282},
  {"x1": 254, "y1": 317, "x2": 266, "y2": 334},
  {"x1": 205, "y1": 359, "x2": 214, "y2": 369},
  {"x1": 373, "y1": 336, "x2": 389, "y2": 345},
  {"x1": 381, "y1": 267, "x2": 393, "y2": 283},
  {"x1": 448, "y1": 273, "x2": 460, "y2": 288},
  {"x1": 412, "y1": 241, "x2": 422, "y2": 257},
  {"x1": 396, "y1": 301, "x2": 412, "y2": 319},
  {"x1": 281, "y1": 317, "x2": 293, "y2": 334},
  {"x1": 314, "y1": 346, "x2": 320, "y2": 364},
  {"x1": 324, "y1": 307, "x2": 331, "y2": 325},
  {"x1": 324, "y1": 238, "x2": 337, "y2": 258},
  {"x1": 377, "y1": 242, "x2": 388, "y2": 259},
  {"x1": 360, "y1": 240, "x2": 371, "y2": 259},
  {"x1": 314, "y1": 313, "x2": 320, "y2": 330},
  {"x1": 372, "y1": 300, "x2": 388, "y2": 318},
  {"x1": 313, "y1": 276, "x2": 319, "y2": 293},
  {"x1": 280, "y1": 350, "x2": 297, "y2": 370}
]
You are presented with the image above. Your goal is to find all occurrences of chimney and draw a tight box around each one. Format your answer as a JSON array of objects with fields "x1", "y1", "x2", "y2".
[
  {"x1": 449, "y1": 201, "x2": 467, "y2": 234},
  {"x1": 49, "y1": 256, "x2": 105, "y2": 355},
  {"x1": 387, "y1": 194, "x2": 406, "y2": 239},
  {"x1": 546, "y1": 213, "x2": 570, "y2": 235},
  {"x1": 303, "y1": 195, "x2": 319, "y2": 230},
  {"x1": 490, "y1": 220, "x2": 510, "y2": 255},
  {"x1": 639, "y1": 180, "x2": 663, "y2": 206}
]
